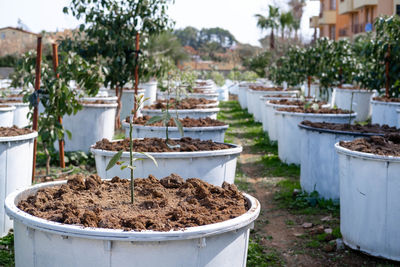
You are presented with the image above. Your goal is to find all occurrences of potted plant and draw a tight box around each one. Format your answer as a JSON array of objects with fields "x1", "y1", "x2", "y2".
[
  {"x1": 335, "y1": 134, "x2": 400, "y2": 260},
  {"x1": 299, "y1": 121, "x2": 399, "y2": 200},
  {"x1": 11, "y1": 49, "x2": 104, "y2": 173},
  {"x1": 354, "y1": 16, "x2": 400, "y2": 126},
  {"x1": 0, "y1": 126, "x2": 37, "y2": 237}
]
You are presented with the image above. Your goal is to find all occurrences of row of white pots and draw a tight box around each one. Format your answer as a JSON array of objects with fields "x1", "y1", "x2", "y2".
[
  {"x1": 157, "y1": 91, "x2": 219, "y2": 102},
  {"x1": 122, "y1": 121, "x2": 228, "y2": 143},
  {"x1": 141, "y1": 107, "x2": 220, "y2": 120},
  {"x1": 0, "y1": 102, "x2": 30, "y2": 128}
]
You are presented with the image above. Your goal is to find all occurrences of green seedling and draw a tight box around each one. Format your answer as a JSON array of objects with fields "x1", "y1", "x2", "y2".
[{"x1": 106, "y1": 95, "x2": 158, "y2": 204}]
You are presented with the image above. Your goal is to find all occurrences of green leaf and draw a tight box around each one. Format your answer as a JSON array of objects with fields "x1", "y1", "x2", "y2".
[
  {"x1": 65, "y1": 129, "x2": 72, "y2": 140},
  {"x1": 146, "y1": 115, "x2": 163, "y2": 125},
  {"x1": 106, "y1": 150, "x2": 123, "y2": 171},
  {"x1": 173, "y1": 117, "x2": 184, "y2": 137},
  {"x1": 120, "y1": 165, "x2": 128, "y2": 170},
  {"x1": 138, "y1": 152, "x2": 158, "y2": 167}
]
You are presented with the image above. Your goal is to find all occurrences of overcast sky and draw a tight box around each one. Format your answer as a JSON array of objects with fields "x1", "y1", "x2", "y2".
[{"x1": 0, "y1": 0, "x2": 320, "y2": 46}]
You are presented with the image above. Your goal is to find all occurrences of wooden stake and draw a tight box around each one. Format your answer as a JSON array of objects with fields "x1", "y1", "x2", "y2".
[
  {"x1": 134, "y1": 32, "x2": 140, "y2": 118},
  {"x1": 32, "y1": 36, "x2": 42, "y2": 183},
  {"x1": 307, "y1": 76, "x2": 311, "y2": 97},
  {"x1": 385, "y1": 44, "x2": 390, "y2": 98},
  {"x1": 52, "y1": 43, "x2": 65, "y2": 169}
]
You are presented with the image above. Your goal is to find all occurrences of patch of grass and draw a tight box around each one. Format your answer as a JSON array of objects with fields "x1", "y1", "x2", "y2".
[
  {"x1": 285, "y1": 219, "x2": 295, "y2": 226},
  {"x1": 306, "y1": 240, "x2": 321, "y2": 248},
  {"x1": 274, "y1": 179, "x2": 340, "y2": 216},
  {"x1": 332, "y1": 227, "x2": 342, "y2": 239},
  {"x1": 0, "y1": 233, "x2": 14, "y2": 267},
  {"x1": 247, "y1": 238, "x2": 284, "y2": 267},
  {"x1": 113, "y1": 129, "x2": 125, "y2": 140}
]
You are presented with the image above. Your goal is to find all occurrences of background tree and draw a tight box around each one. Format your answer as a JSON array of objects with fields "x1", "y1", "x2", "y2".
[
  {"x1": 279, "y1": 11, "x2": 294, "y2": 40},
  {"x1": 255, "y1": 5, "x2": 280, "y2": 50},
  {"x1": 63, "y1": 0, "x2": 173, "y2": 127}
]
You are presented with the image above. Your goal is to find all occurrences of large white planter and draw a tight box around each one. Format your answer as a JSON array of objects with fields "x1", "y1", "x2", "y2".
[
  {"x1": 275, "y1": 110, "x2": 356, "y2": 165},
  {"x1": 61, "y1": 100, "x2": 117, "y2": 152},
  {"x1": 0, "y1": 131, "x2": 37, "y2": 237},
  {"x1": 141, "y1": 108, "x2": 220, "y2": 120},
  {"x1": 91, "y1": 140, "x2": 242, "y2": 186},
  {"x1": 5, "y1": 181, "x2": 260, "y2": 267},
  {"x1": 157, "y1": 91, "x2": 219, "y2": 102},
  {"x1": 0, "y1": 101, "x2": 30, "y2": 128},
  {"x1": 122, "y1": 122, "x2": 228, "y2": 142},
  {"x1": 371, "y1": 100, "x2": 400, "y2": 127},
  {"x1": 263, "y1": 101, "x2": 299, "y2": 141},
  {"x1": 335, "y1": 143, "x2": 400, "y2": 261},
  {"x1": 299, "y1": 124, "x2": 380, "y2": 200},
  {"x1": 238, "y1": 83, "x2": 249, "y2": 109},
  {"x1": 139, "y1": 81, "x2": 157, "y2": 105},
  {"x1": 397, "y1": 109, "x2": 400, "y2": 128},
  {"x1": 0, "y1": 106, "x2": 15, "y2": 127},
  {"x1": 254, "y1": 92, "x2": 299, "y2": 123},
  {"x1": 331, "y1": 88, "x2": 375, "y2": 122}
]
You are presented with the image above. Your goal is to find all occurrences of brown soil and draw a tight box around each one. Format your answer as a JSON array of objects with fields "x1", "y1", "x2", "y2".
[
  {"x1": 249, "y1": 86, "x2": 283, "y2": 91},
  {"x1": 301, "y1": 121, "x2": 400, "y2": 134},
  {"x1": 144, "y1": 98, "x2": 216, "y2": 110},
  {"x1": 339, "y1": 134, "x2": 400, "y2": 157},
  {"x1": 0, "y1": 105, "x2": 11, "y2": 108},
  {"x1": 195, "y1": 81, "x2": 209, "y2": 86},
  {"x1": 18, "y1": 173, "x2": 247, "y2": 231},
  {"x1": 277, "y1": 107, "x2": 352, "y2": 114},
  {"x1": 262, "y1": 94, "x2": 298, "y2": 98},
  {"x1": 192, "y1": 89, "x2": 214, "y2": 93},
  {"x1": 335, "y1": 87, "x2": 365, "y2": 90},
  {"x1": 126, "y1": 115, "x2": 226, "y2": 127},
  {"x1": 93, "y1": 137, "x2": 231, "y2": 152},
  {"x1": 0, "y1": 99, "x2": 23, "y2": 103},
  {"x1": 0, "y1": 126, "x2": 33, "y2": 137},
  {"x1": 2, "y1": 94, "x2": 23, "y2": 97},
  {"x1": 269, "y1": 99, "x2": 326, "y2": 106},
  {"x1": 79, "y1": 100, "x2": 115, "y2": 105},
  {"x1": 372, "y1": 97, "x2": 400, "y2": 103}
]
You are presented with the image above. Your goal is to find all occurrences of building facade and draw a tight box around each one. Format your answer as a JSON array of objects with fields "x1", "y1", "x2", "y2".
[
  {"x1": 0, "y1": 27, "x2": 39, "y2": 57},
  {"x1": 310, "y1": 0, "x2": 400, "y2": 40}
]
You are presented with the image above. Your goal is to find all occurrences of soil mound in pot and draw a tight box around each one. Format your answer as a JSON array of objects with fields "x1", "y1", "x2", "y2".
[
  {"x1": 93, "y1": 137, "x2": 231, "y2": 152},
  {"x1": 126, "y1": 115, "x2": 226, "y2": 127},
  {"x1": 0, "y1": 105, "x2": 11, "y2": 108},
  {"x1": 144, "y1": 98, "x2": 216, "y2": 110},
  {"x1": 249, "y1": 86, "x2": 283, "y2": 91},
  {"x1": 0, "y1": 126, "x2": 33, "y2": 137},
  {"x1": 301, "y1": 121, "x2": 400, "y2": 134},
  {"x1": 17, "y1": 173, "x2": 247, "y2": 231},
  {"x1": 0, "y1": 99, "x2": 23, "y2": 103},
  {"x1": 339, "y1": 134, "x2": 400, "y2": 157},
  {"x1": 269, "y1": 99, "x2": 326, "y2": 106},
  {"x1": 372, "y1": 97, "x2": 400, "y2": 103},
  {"x1": 277, "y1": 107, "x2": 351, "y2": 114}
]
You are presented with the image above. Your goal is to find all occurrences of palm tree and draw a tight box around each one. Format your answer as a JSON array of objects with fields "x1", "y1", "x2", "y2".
[
  {"x1": 279, "y1": 11, "x2": 294, "y2": 40},
  {"x1": 292, "y1": 19, "x2": 301, "y2": 41},
  {"x1": 255, "y1": 5, "x2": 279, "y2": 50}
]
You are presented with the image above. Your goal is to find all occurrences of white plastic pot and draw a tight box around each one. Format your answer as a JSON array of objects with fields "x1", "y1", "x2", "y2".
[
  {"x1": 263, "y1": 101, "x2": 299, "y2": 141},
  {"x1": 275, "y1": 110, "x2": 356, "y2": 165},
  {"x1": 371, "y1": 100, "x2": 400, "y2": 127},
  {"x1": 299, "y1": 124, "x2": 380, "y2": 200},
  {"x1": 139, "y1": 81, "x2": 157, "y2": 105},
  {"x1": 0, "y1": 106, "x2": 15, "y2": 127},
  {"x1": 1, "y1": 102, "x2": 30, "y2": 128},
  {"x1": 5, "y1": 181, "x2": 259, "y2": 267},
  {"x1": 91, "y1": 140, "x2": 242, "y2": 186},
  {"x1": 122, "y1": 122, "x2": 229, "y2": 142},
  {"x1": 254, "y1": 91, "x2": 299, "y2": 123},
  {"x1": 397, "y1": 109, "x2": 400, "y2": 128},
  {"x1": 0, "y1": 131, "x2": 37, "y2": 237},
  {"x1": 217, "y1": 86, "x2": 229, "y2": 101},
  {"x1": 61, "y1": 100, "x2": 117, "y2": 152},
  {"x1": 157, "y1": 91, "x2": 219, "y2": 102},
  {"x1": 331, "y1": 88, "x2": 375, "y2": 122},
  {"x1": 335, "y1": 143, "x2": 400, "y2": 261},
  {"x1": 141, "y1": 108, "x2": 220, "y2": 120},
  {"x1": 238, "y1": 83, "x2": 249, "y2": 109}
]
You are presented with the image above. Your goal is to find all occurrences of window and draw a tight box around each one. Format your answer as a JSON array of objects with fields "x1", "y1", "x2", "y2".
[
  {"x1": 330, "y1": 0, "x2": 336, "y2": 10},
  {"x1": 329, "y1": 25, "x2": 336, "y2": 40},
  {"x1": 397, "y1": 5, "x2": 400, "y2": 16},
  {"x1": 0, "y1": 33, "x2": 5, "y2": 39}
]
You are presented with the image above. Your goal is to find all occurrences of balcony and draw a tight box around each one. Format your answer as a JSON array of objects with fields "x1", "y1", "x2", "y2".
[
  {"x1": 318, "y1": 10, "x2": 336, "y2": 25},
  {"x1": 310, "y1": 16, "x2": 319, "y2": 28},
  {"x1": 352, "y1": 22, "x2": 374, "y2": 34},
  {"x1": 353, "y1": 0, "x2": 378, "y2": 9},
  {"x1": 339, "y1": 0, "x2": 354, "y2": 15},
  {"x1": 339, "y1": 27, "x2": 349, "y2": 37}
]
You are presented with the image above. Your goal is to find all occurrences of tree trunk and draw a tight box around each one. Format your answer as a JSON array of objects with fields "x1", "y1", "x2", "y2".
[
  {"x1": 385, "y1": 44, "x2": 390, "y2": 98},
  {"x1": 270, "y1": 30, "x2": 275, "y2": 50},
  {"x1": 115, "y1": 86, "x2": 123, "y2": 129},
  {"x1": 295, "y1": 29, "x2": 298, "y2": 41},
  {"x1": 307, "y1": 76, "x2": 311, "y2": 98},
  {"x1": 43, "y1": 144, "x2": 51, "y2": 176},
  {"x1": 281, "y1": 27, "x2": 284, "y2": 40}
]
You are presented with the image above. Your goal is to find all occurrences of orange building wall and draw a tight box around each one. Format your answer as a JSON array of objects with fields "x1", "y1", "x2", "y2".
[{"x1": 336, "y1": 0, "x2": 350, "y2": 40}]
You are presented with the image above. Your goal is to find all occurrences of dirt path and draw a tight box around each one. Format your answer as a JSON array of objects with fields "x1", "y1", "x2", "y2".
[{"x1": 218, "y1": 101, "x2": 398, "y2": 267}]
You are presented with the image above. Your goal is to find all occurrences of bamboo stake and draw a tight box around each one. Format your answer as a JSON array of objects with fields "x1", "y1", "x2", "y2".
[
  {"x1": 32, "y1": 36, "x2": 42, "y2": 183},
  {"x1": 52, "y1": 43, "x2": 65, "y2": 168},
  {"x1": 385, "y1": 44, "x2": 390, "y2": 98}
]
